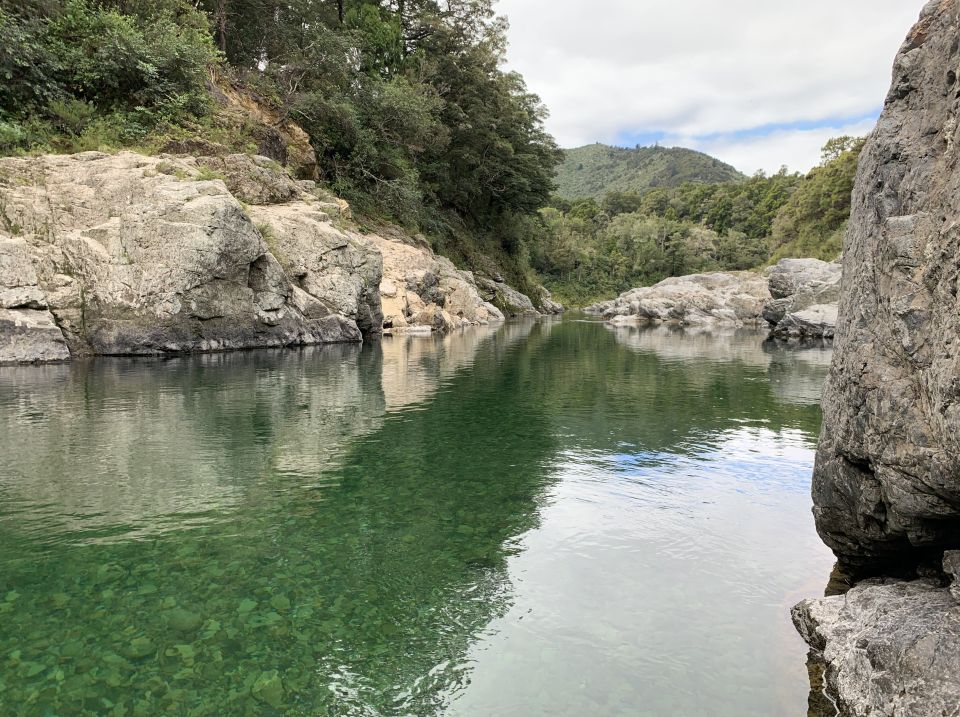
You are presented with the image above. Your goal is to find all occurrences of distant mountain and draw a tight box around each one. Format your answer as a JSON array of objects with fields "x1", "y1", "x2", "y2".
[{"x1": 556, "y1": 143, "x2": 745, "y2": 199}]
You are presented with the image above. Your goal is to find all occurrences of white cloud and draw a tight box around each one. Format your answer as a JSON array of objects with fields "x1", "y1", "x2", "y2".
[
  {"x1": 681, "y1": 118, "x2": 880, "y2": 176},
  {"x1": 495, "y1": 0, "x2": 927, "y2": 173}
]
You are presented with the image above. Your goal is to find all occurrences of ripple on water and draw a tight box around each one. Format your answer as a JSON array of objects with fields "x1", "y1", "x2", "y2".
[{"x1": 0, "y1": 320, "x2": 833, "y2": 717}]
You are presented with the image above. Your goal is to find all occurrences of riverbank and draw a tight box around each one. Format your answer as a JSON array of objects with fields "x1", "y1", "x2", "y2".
[{"x1": 0, "y1": 151, "x2": 559, "y2": 364}]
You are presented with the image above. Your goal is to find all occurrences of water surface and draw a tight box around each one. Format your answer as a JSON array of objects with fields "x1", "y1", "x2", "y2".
[{"x1": 0, "y1": 318, "x2": 834, "y2": 716}]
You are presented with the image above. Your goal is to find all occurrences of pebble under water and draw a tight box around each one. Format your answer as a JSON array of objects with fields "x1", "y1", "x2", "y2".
[{"x1": 0, "y1": 318, "x2": 836, "y2": 716}]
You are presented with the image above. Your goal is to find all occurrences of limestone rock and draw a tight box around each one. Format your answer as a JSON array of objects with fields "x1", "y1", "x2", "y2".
[
  {"x1": 812, "y1": 0, "x2": 960, "y2": 567},
  {"x1": 475, "y1": 277, "x2": 540, "y2": 317},
  {"x1": 368, "y1": 232, "x2": 506, "y2": 333},
  {"x1": 0, "y1": 308, "x2": 69, "y2": 363},
  {"x1": 0, "y1": 151, "x2": 381, "y2": 360},
  {"x1": 585, "y1": 271, "x2": 770, "y2": 326},
  {"x1": 763, "y1": 258, "x2": 841, "y2": 339},
  {"x1": 770, "y1": 304, "x2": 838, "y2": 340},
  {"x1": 537, "y1": 287, "x2": 565, "y2": 315},
  {"x1": 194, "y1": 154, "x2": 303, "y2": 205},
  {"x1": 246, "y1": 204, "x2": 382, "y2": 336},
  {"x1": 792, "y1": 552, "x2": 960, "y2": 717}
]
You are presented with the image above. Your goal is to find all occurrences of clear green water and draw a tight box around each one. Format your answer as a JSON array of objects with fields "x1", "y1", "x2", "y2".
[{"x1": 0, "y1": 318, "x2": 835, "y2": 717}]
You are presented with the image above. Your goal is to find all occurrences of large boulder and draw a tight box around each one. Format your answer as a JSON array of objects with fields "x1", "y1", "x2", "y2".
[
  {"x1": 795, "y1": 2, "x2": 960, "y2": 713},
  {"x1": 586, "y1": 271, "x2": 770, "y2": 326},
  {"x1": 812, "y1": 0, "x2": 960, "y2": 568},
  {"x1": 763, "y1": 258, "x2": 841, "y2": 338},
  {"x1": 0, "y1": 151, "x2": 382, "y2": 362},
  {"x1": 792, "y1": 552, "x2": 960, "y2": 717}
]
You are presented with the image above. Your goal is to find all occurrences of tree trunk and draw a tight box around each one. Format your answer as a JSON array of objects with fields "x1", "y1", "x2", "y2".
[
  {"x1": 215, "y1": 0, "x2": 228, "y2": 53},
  {"x1": 337, "y1": 0, "x2": 344, "y2": 24}
]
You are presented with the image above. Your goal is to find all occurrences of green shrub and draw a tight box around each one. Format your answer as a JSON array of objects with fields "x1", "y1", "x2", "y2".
[
  {"x1": 47, "y1": 98, "x2": 96, "y2": 135},
  {"x1": 0, "y1": 120, "x2": 27, "y2": 152}
]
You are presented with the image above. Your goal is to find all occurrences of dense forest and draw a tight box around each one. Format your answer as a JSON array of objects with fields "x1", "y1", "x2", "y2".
[
  {"x1": 533, "y1": 137, "x2": 863, "y2": 305},
  {"x1": 0, "y1": 0, "x2": 560, "y2": 294},
  {"x1": 556, "y1": 143, "x2": 744, "y2": 200},
  {"x1": 0, "y1": 1, "x2": 862, "y2": 306}
]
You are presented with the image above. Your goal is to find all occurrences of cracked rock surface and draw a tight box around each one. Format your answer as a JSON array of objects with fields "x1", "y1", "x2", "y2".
[{"x1": 0, "y1": 151, "x2": 382, "y2": 361}]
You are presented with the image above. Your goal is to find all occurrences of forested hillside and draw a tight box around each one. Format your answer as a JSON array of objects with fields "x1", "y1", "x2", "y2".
[
  {"x1": 532, "y1": 138, "x2": 863, "y2": 305},
  {"x1": 0, "y1": 2, "x2": 863, "y2": 308},
  {"x1": 556, "y1": 144, "x2": 744, "y2": 199},
  {"x1": 0, "y1": 0, "x2": 560, "y2": 295}
]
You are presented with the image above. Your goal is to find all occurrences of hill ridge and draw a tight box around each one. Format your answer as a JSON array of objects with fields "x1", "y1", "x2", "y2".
[{"x1": 556, "y1": 143, "x2": 745, "y2": 199}]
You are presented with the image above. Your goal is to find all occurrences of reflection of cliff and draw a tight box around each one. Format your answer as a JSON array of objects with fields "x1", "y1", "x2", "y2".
[
  {"x1": 608, "y1": 324, "x2": 774, "y2": 367},
  {"x1": 0, "y1": 320, "x2": 560, "y2": 717},
  {"x1": 0, "y1": 323, "x2": 533, "y2": 541},
  {"x1": 560, "y1": 321, "x2": 827, "y2": 453},
  {"x1": 378, "y1": 319, "x2": 537, "y2": 411}
]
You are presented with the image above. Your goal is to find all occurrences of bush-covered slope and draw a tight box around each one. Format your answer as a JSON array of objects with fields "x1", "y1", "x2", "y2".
[
  {"x1": 0, "y1": 0, "x2": 561, "y2": 304},
  {"x1": 556, "y1": 143, "x2": 744, "y2": 199},
  {"x1": 532, "y1": 138, "x2": 863, "y2": 306}
]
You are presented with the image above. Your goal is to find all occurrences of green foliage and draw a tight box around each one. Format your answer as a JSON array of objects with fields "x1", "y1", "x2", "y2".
[
  {"x1": 0, "y1": 0, "x2": 217, "y2": 152},
  {"x1": 769, "y1": 139, "x2": 864, "y2": 261},
  {"x1": 555, "y1": 143, "x2": 745, "y2": 200},
  {"x1": 530, "y1": 139, "x2": 863, "y2": 305}
]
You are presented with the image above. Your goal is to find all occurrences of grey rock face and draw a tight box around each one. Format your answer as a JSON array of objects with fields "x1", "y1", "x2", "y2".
[
  {"x1": 0, "y1": 152, "x2": 382, "y2": 362},
  {"x1": 793, "y1": 2, "x2": 960, "y2": 714},
  {"x1": 771, "y1": 304, "x2": 838, "y2": 340},
  {"x1": 194, "y1": 154, "x2": 302, "y2": 205},
  {"x1": 585, "y1": 271, "x2": 770, "y2": 326},
  {"x1": 792, "y1": 552, "x2": 960, "y2": 717},
  {"x1": 476, "y1": 277, "x2": 542, "y2": 317},
  {"x1": 0, "y1": 308, "x2": 69, "y2": 363},
  {"x1": 812, "y1": 0, "x2": 960, "y2": 568},
  {"x1": 370, "y1": 233, "x2": 506, "y2": 334},
  {"x1": 763, "y1": 258, "x2": 841, "y2": 339}
]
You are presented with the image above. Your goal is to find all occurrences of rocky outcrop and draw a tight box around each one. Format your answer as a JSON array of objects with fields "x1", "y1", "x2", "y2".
[
  {"x1": 476, "y1": 276, "x2": 539, "y2": 317},
  {"x1": 367, "y1": 229, "x2": 560, "y2": 334},
  {"x1": 585, "y1": 271, "x2": 770, "y2": 326},
  {"x1": 812, "y1": 0, "x2": 960, "y2": 569},
  {"x1": 763, "y1": 258, "x2": 841, "y2": 339},
  {"x1": 0, "y1": 151, "x2": 381, "y2": 362},
  {"x1": 792, "y1": 552, "x2": 960, "y2": 717},
  {"x1": 794, "y1": 2, "x2": 960, "y2": 713},
  {"x1": 368, "y1": 231, "x2": 505, "y2": 333}
]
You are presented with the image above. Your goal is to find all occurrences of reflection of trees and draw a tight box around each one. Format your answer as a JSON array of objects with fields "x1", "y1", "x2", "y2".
[
  {"x1": 0, "y1": 322, "x2": 557, "y2": 717},
  {"x1": 0, "y1": 319, "x2": 830, "y2": 717}
]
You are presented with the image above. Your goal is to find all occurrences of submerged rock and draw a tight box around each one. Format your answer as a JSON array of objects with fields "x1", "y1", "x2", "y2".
[{"x1": 585, "y1": 271, "x2": 770, "y2": 326}]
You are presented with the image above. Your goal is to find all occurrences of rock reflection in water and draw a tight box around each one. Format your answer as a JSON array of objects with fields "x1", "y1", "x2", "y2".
[{"x1": 0, "y1": 318, "x2": 834, "y2": 716}]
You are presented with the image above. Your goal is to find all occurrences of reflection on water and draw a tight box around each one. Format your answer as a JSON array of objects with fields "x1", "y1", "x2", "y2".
[{"x1": 0, "y1": 318, "x2": 834, "y2": 716}]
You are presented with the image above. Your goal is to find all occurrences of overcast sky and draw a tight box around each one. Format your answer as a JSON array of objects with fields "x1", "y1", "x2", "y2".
[{"x1": 495, "y1": 0, "x2": 927, "y2": 174}]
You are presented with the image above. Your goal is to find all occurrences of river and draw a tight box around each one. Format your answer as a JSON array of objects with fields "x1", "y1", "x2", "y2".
[{"x1": 0, "y1": 317, "x2": 835, "y2": 716}]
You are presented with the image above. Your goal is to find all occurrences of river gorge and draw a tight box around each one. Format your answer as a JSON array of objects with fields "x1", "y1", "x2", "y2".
[{"x1": 0, "y1": 318, "x2": 836, "y2": 716}]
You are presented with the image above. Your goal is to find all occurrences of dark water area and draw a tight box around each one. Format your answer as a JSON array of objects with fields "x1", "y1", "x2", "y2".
[{"x1": 0, "y1": 318, "x2": 835, "y2": 716}]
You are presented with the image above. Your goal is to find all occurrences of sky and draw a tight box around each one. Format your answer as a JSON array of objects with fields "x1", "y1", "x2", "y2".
[{"x1": 494, "y1": 0, "x2": 927, "y2": 174}]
